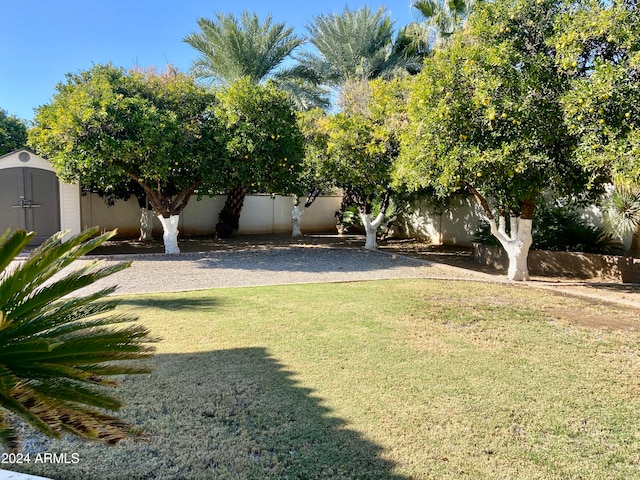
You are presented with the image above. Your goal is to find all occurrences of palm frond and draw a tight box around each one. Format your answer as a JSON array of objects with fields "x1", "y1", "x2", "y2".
[
  {"x1": 184, "y1": 10, "x2": 303, "y2": 86},
  {"x1": 411, "y1": 0, "x2": 482, "y2": 47},
  {"x1": 273, "y1": 74, "x2": 331, "y2": 110},
  {"x1": 303, "y1": 5, "x2": 398, "y2": 85},
  {"x1": 0, "y1": 228, "x2": 157, "y2": 453}
]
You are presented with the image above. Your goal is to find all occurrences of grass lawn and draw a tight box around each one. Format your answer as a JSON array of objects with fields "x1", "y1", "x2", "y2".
[{"x1": 13, "y1": 279, "x2": 640, "y2": 479}]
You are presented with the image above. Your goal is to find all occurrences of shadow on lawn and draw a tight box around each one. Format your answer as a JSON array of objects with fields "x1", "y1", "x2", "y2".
[
  {"x1": 116, "y1": 296, "x2": 222, "y2": 311},
  {"x1": 15, "y1": 348, "x2": 407, "y2": 480}
]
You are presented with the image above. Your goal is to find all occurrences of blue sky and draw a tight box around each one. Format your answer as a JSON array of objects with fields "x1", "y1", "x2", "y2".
[{"x1": 1, "y1": 1, "x2": 417, "y2": 123}]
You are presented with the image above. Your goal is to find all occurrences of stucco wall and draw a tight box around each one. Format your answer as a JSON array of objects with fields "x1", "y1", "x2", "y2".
[
  {"x1": 398, "y1": 192, "x2": 635, "y2": 249},
  {"x1": 80, "y1": 193, "x2": 342, "y2": 238},
  {"x1": 398, "y1": 194, "x2": 486, "y2": 247}
]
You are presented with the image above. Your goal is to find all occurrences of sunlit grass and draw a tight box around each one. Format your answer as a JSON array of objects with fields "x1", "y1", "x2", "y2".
[{"x1": 13, "y1": 279, "x2": 640, "y2": 479}]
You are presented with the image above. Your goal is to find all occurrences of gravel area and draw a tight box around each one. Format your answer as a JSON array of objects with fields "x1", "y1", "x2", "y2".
[
  {"x1": 70, "y1": 246, "x2": 499, "y2": 296},
  {"x1": 9, "y1": 233, "x2": 640, "y2": 309}
]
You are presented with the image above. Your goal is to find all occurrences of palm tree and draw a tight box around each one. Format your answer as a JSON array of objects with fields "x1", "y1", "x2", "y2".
[
  {"x1": 184, "y1": 11, "x2": 325, "y2": 238},
  {"x1": 408, "y1": 0, "x2": 482, "y2": 49},
  {"x1": 300, "y1": 5, "x2": 418, "y2": 89},
  {"x1": 184, "y1": 10, "x2": 303, "y2": 86},
  {"x1": 184, "y1": 10, "x2": 329, "y2": 109},
  {"x1": 0, "y1": 228, "x2": 155, "y2": 452}
]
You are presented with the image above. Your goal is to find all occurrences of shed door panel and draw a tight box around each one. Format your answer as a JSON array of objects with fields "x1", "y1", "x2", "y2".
[
  {"x1": 26, "y1": 168, "x2": 60, "y2": 244},
  {"x1": 0, "y1": 167, "x2": 60, "y2": 244},
  {"x1": 0, "y1": 168, "x2": 26, "y2": 233}
]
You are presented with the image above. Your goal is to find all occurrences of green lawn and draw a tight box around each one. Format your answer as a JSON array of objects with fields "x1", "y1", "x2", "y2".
[{"x1": 14, "y1": 279, "x2": 640, "y2": 479}]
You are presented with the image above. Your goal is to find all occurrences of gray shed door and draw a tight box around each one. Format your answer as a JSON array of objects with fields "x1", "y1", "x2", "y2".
[{"x1": 0, "y1": 167, "x2": 60, "y2": 244}]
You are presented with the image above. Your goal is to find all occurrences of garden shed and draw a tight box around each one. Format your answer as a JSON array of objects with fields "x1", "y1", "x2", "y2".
[{"x1": 0, "y1": 148, "x2": 81, "y2": 244}]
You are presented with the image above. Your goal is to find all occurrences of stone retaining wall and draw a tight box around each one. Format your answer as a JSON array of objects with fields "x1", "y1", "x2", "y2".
[{"x1": 473, "y1": 243, "x2": 640, "y2": 283}]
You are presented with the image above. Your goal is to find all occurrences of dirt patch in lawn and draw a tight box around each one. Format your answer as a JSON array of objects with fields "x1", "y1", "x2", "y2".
[{"x1": 541, "y1": 305, "x2": 640, "y2": 332}]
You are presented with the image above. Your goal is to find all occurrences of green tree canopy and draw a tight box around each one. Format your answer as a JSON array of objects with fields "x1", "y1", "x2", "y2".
[
  {"x1": 30, "y1": 64, "x2": 224, "y2": 218},
  {"x1": 214, "y1": 77, "x2": 306, "y2": 237},
  {"x1": 555, "y1": 0, "x2": 640, "y2": 183},
  {"x1": 555, "y1": 0, "x2": 640, "y2": 252},
  {"x1": 395, "y1": 0, "x2": 594, "y2": 280},
  {"x1": 29, "y1": 64, "x2": 225, "y2": 253},
  {"x1": 0, "y1": 109, "x2": 27, "y2": 155}
]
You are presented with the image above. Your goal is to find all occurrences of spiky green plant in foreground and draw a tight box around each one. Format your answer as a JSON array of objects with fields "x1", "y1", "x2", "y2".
[{"x1": 0, "y1": 228, "x2": 156, "y2": 453}]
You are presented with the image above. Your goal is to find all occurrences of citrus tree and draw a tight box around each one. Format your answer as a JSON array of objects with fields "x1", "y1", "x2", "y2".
[
  {"x1": 305, "y1": 79, "x2": 407, "y2": 249},
  {"x1": 214, "y1": 78, "x2": 305, "y2": 237},
  {"x1": 395, "y1": 0, "x2": 594, "y2": 281},
  {"x1": 555, "y1": 0, "x2": 640, "y2": 251},
  {"x1": 29, "y1": 64, "x2": 225, "y2": 253},
  {"x1": 293, "y1": 109, "x2": 336, "y2": 237},
  {"x1": 0, "y1": 228, "x2": 155, "y2": 453}
]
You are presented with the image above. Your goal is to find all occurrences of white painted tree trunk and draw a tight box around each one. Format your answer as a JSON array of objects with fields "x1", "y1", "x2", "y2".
[
  {"x1": 139, "y1": 208, "x2": 154, "y2": 241},
  {"x1": 360, "y1": 211, "x2": 386, "y2": 250},
  {"x1": 291, "y1": 205, "x2": 305, "y2": 237},
  {"x1": 157, "y1": 215, "x2": 180, "y2": 254},
  {"x1": 489, "y1": 216, "x2": 533, "y2": 281}
]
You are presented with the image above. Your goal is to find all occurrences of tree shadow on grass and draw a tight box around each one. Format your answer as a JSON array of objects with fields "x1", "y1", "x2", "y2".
[
  {"x1": 115, "y1": 296, "x2": 222, "y2": 311},
  {"x1": 14, "y1": 348, "x2": 408, "y2": 480}
]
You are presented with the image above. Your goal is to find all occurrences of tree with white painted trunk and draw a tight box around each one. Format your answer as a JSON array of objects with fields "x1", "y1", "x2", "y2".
[
  {"x1": 395, "y1": 0, "x2": 596, "y2": 280},
  {"x1": 298, "y1": 80, "x2": 407, "y2": 248},
  {"x1": 466, "y1": 184, "x2": 535, "y2": 281},
  {"x1": 213, "y1": 79, "x2": 305, "y2": 238},
  {"x1": 29, "y1": 64, "x2": 226, "y2": 254},
  {"x1": 82, "y1": 182, "x2": 156, "y2": 241},
  {"x1": 290, "y1": 191, "x2": 321, "y2": 237},
  {"x1": 293, "y1": 109, "x2": 338, "y2": 237}
]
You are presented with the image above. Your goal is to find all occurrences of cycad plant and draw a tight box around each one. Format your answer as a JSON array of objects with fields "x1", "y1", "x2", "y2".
[
  {"x1": 603, "y1": 182, "x2": 640, "y2": 256},
  {"x1": 0, "y1": 228, "x2": 155, "y2": 453}
]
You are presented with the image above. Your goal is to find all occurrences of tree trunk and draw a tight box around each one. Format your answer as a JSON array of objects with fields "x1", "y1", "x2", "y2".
[
  {"x1": 157, "y1": 215, "x2": 180, "y2": 254},
  {"x1": 359, "y1": 211, "x2": 386, "y2": 250},
  {"x1": 139, "y1": 208, "x2": 154, "y2": 241},
  {"x1": 291, "y1": 205, "x2": 304, "y2": 237},
  {"x1": 127, "y1": 173, "x2": 201, "y2": 251},
  {"x1": 335, "y1": 191, "x2": 353, "y2": 235},
  {"x1": 488, "y1": 216, "x2": 533, "y2": 281},
  {"x1": 466, "y1": 183, "x2": 534, "y2": 281},
  {"x1": 628, "y1": 224, "x2": 640, "y2": 258},
  {"x1": 217, "y1": 185, "x2": 247, "y2": 238},
  {"x1": 291, "y1": 191, "x2": 320, "y2": 237}
]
